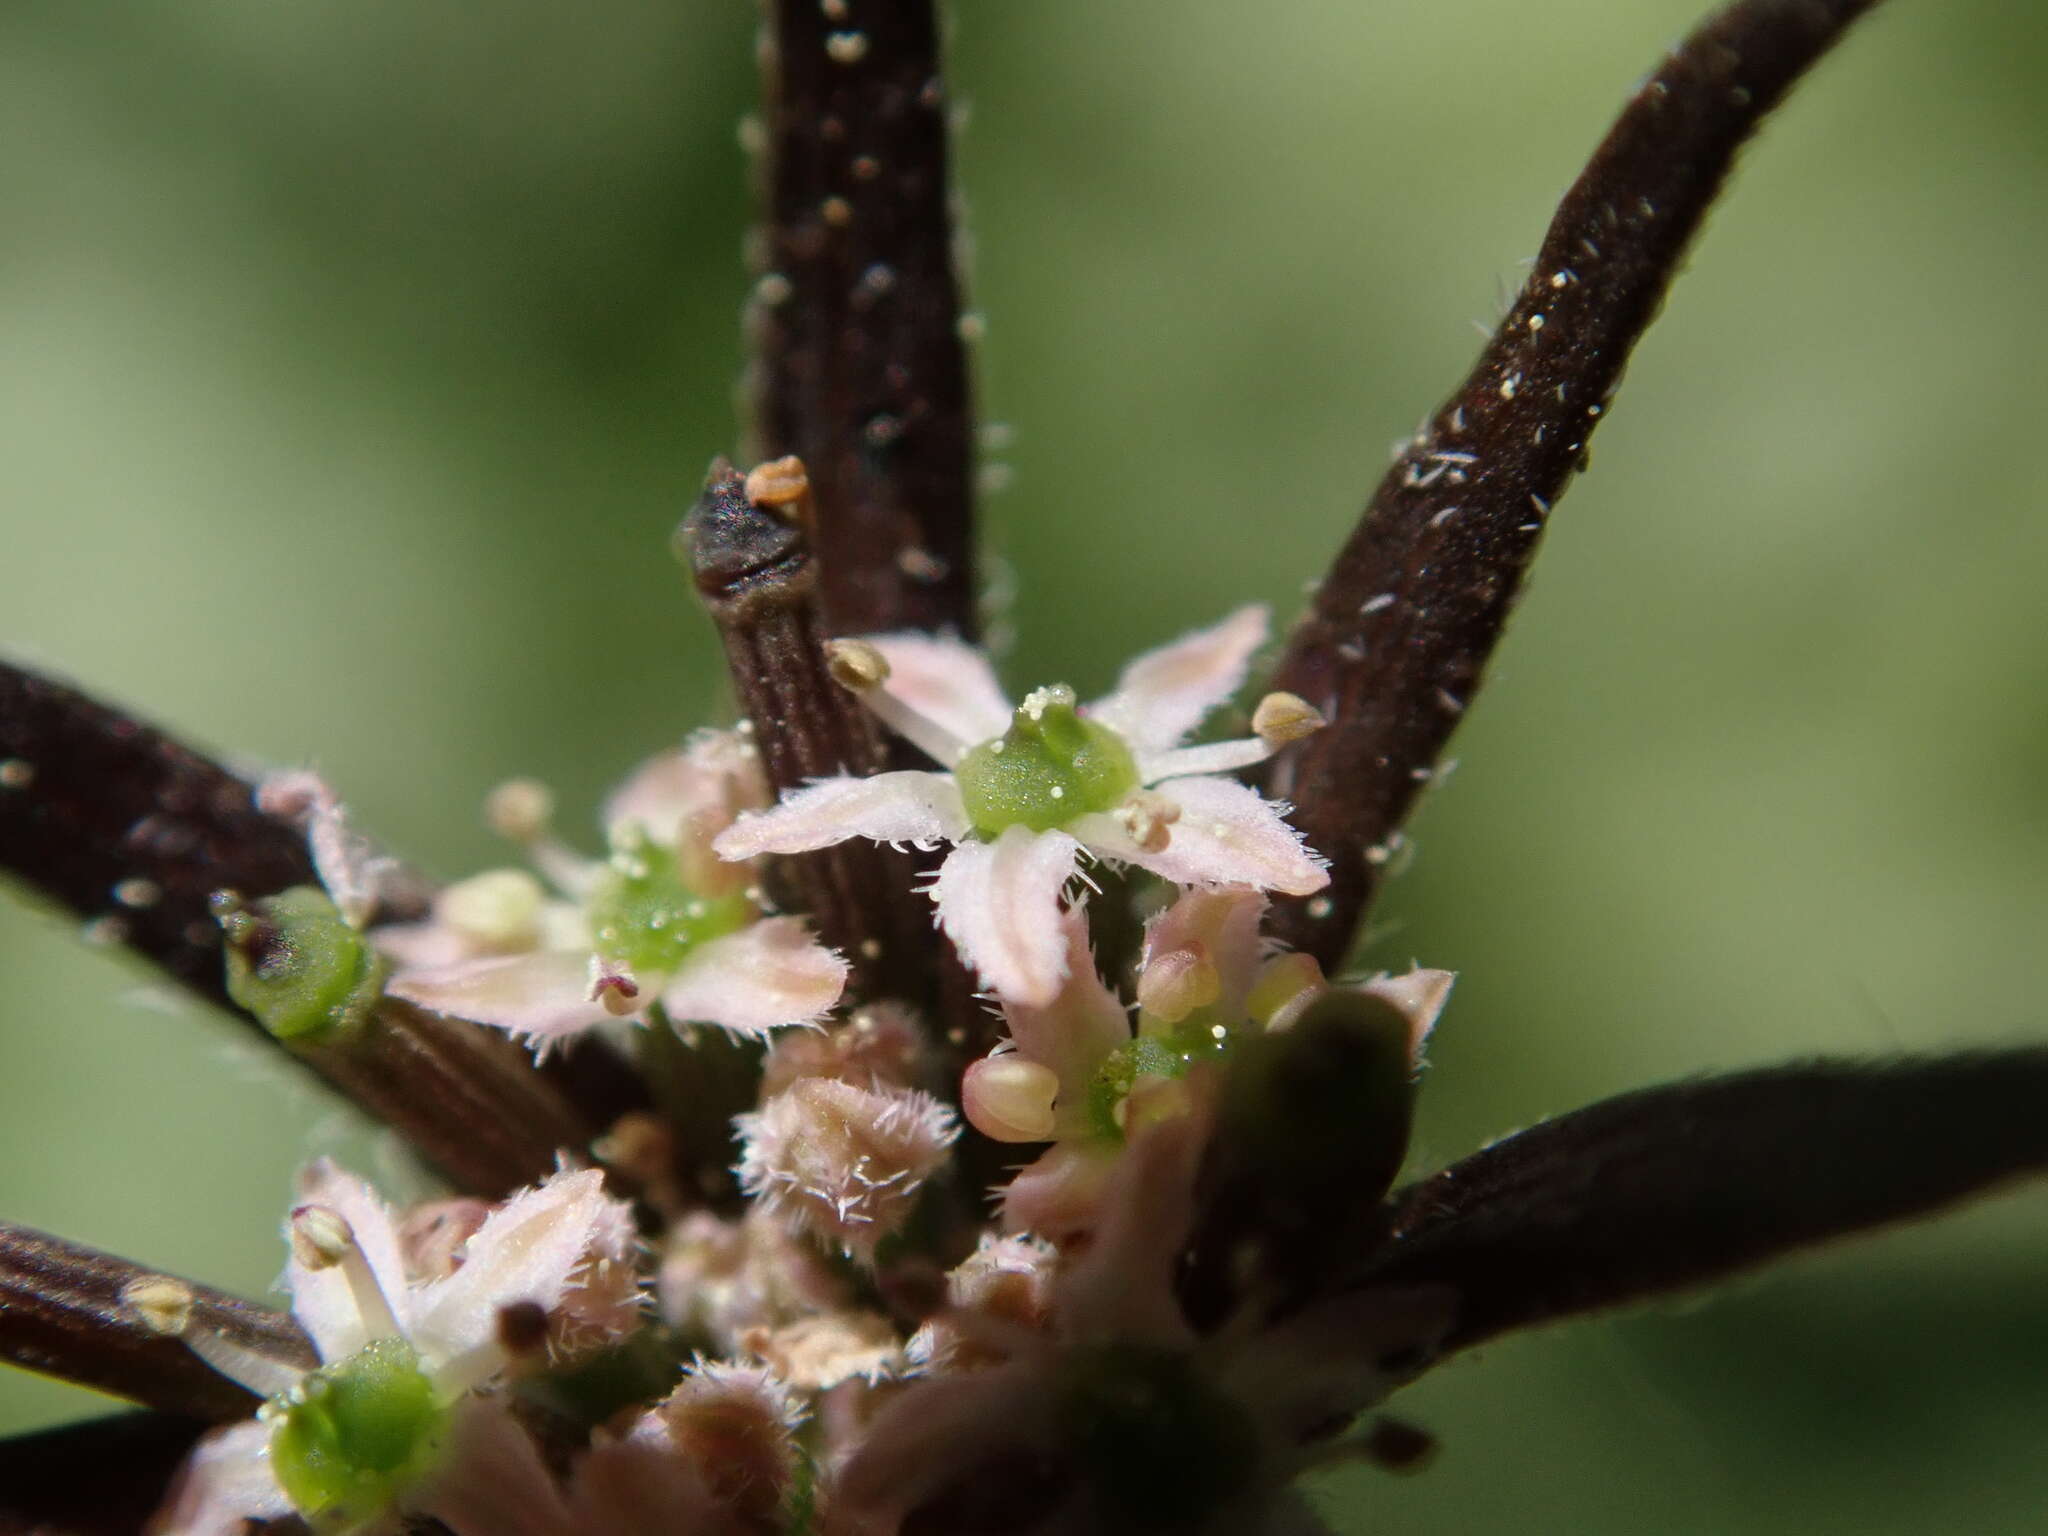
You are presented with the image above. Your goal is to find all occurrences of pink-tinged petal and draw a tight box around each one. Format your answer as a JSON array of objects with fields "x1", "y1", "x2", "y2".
[
  {"x1": 831, "y1": 1362, "x2": 1070, "y2": 1536},
  {"x1": 568, "y1": 1428, "x2": 723, "y2": 1532},
  {"x1": 409, "y1": 1168, "x2": 633, "y2": 1368},
  {"x1": 371, "y1": 918, "x2": 473, "y2": 971},
  {"x1": 659, "y1": 917, "x2": 848, "y2": 1036},
  {"x1": 1056, "y1": 1095, "x2": 1209, "y2": 1348},
  {"x1": 386, "y1": 949, "x2": 616, "y2": 1044},
  {"x1": 712, "y1": 771, "x2": 968, "y2": 860},
  {"x1": 866, "y1": 631, "x2": 1014, "y2": 748},
  {"x1": 931, "y1": 827, "x2": 1082, "y2": 1007},
  {"x1": 414, "y1": 1397, "x2": 580, "y2": 1536},
  {"x1": 287, "y1": 1158, "x2": 411, "y2": 1359},
  {"x1": 1088, "y1": 605, "x2": 1269, "y2": 754},
  {"x1": 1139, "y1": 887, "x2": 1268, "y2": 1025},
  {"x1": 151, "y1": 1419, "x2": 291, "y2": 1536},
  {"x1": 1087, "y1": 775, "x2": 1328, "y2": 896},
  {"x1": 605, "y1": 731, "x2": 769, "y2": 897},
  {"x1": 998, "y1": 1142, "x2": 1122, "y2": 1245},
  {"x1": 1001, "y1": 908, "x2": 1129, "y2": 1131}
]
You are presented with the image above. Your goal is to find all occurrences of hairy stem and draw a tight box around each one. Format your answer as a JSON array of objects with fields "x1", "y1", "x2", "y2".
[
  {"x1": 682, "y1": 460, "x2": 938, "y2": 1005},
  {"x1": 1264, "y1": 0, "x2": 1882, "y2": 963},
  {"x1": 749, "y1": 0, "x2": 979, "y2": 638},
  {"x1": 0, "y1": 1224, "x2": 313, "y2": 1422}
]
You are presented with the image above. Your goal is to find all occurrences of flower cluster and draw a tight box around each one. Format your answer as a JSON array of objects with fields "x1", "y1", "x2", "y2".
[{"x1": 137, "y1": 606, "x2": 1456, "y2": 1535}]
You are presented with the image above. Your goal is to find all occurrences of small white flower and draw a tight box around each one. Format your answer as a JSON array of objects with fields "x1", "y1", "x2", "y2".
[
  {"x1": 378, "y1": 731, "x2": 848, "y2": 1049},
  {"x1": 145, "y1": 1161, "x2": 643, "y2": 1534},
  {"x1": 713, "y1": 607, "x2": 1328, "y2": 1006}
]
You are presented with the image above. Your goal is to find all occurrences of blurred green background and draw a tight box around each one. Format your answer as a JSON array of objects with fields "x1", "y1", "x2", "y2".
[{"x1": 4, "y1": 1, "x2": 2046, "y2": 1529}]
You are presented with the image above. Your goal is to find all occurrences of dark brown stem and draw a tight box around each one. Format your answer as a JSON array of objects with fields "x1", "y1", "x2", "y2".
[
  {"x1": 1349, "y1": 1050, "x2": 2048, "y2": 1357},
  {"x1": 1263, "y1": 0, "x2": 1882, "y2": 964},
  {"x1": 293, "y1": 998, "x2": 597, "y2": 1199},
  {"x1": 0, "y1": 660, "x2": 347, "y2": 1005},
  {"x1": 1, "y1": 661, "x2": 610, "y2": 1194},
  {"x1": 750, "y1": 0, "x2": 978, "y2": 638},
  {"x1": 0, "y1": 1224, "x2": 313, "y2": 1422},
  {"x1": 0, "y1": 1412, "x2": 212, "y2": 1536},
  {"x1": 681, "y1": 461, "x2": 934, "y2": 1002}
]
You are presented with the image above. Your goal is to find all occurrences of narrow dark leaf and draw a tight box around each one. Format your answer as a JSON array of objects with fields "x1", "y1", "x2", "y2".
[
  {"x1": 0, "y1": 1223, "x2": 313, "y2": 1422},
  {"x1": 0, "y1": 1412, "x2": 205, "y2": 1536},
  {"x1": 750, "y1": 0, "x2": 979, "y2": 638},
  {"x1": 1263, "y1": 0, "x2": 1883, "y2": 964},
  {"x1": 1352, "y1": 1051, "x2": 2048, "y2": 1354}
]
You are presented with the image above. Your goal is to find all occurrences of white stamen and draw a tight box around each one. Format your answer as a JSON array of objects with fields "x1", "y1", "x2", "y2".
[
  {"x1": 290, "y1": 1205, "x2": 403, "y2": 1343},
  {"x1": 845, "y1": 671, "x2": 978, "y2": 768}
]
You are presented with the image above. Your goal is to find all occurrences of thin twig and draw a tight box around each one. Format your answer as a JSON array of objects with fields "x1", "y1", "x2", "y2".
[
  {"x1": 682, "y1": 460, "x2": 935, "y2": 1003},
  {"x1": 1, "y1": 661, "x2": 600, "y2": 1197},
  {"x1": 749, "y1": 0, "x2": 979, "y2": 638},
  {"x1": 1349, "y1": 1050, "x2": 2048, "y2": 1354},
  {"x1": 1263, "y1": 0, "x2": 1882, "y2": 964},
  {"x1": 0, "y1": 1224, "x2": 313, "y2": 1423}
]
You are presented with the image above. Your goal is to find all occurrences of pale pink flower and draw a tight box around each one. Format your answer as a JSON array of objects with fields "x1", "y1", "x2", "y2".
[
  {"x1": 964, "y1": 890, "x2": 1455, "y2": 1248},
  {"x1": 147, "y1": 1161, "x2": 644, "y2": 1535},
  {"x1": 378, "y1": 731, "x2": 848, "y2": 1049},
  {"x1": 712, "y1": 607, "x2": 1328, "y2": 1006},
  {"x1": 830, "y1": 1101, "x2": 1458, "y2": 1536}
]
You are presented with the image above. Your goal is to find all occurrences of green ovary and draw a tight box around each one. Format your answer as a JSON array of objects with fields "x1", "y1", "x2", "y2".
[
  {"x1": 269, "y1": 1339, "x2": 448, "y2": 1524},
  {"x1": 220, "y1": 887, "x2": 387, "y2": 1043},
  {"x1": 586, "y1": 833, "x2": 753, "y2": 980},
  {"x1": 1086, "y1": 1021, "x2": 1235, "y2": 1140},
  {"x1": 955, "y1": 688, "x2": 1140, "y2": 836}
]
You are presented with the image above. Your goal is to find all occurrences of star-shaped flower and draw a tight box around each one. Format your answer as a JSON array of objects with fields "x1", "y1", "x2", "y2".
[
  {"x1": 712, "y1": 607, "x2": 1329, "y2": 1005},
  {"x1": 378, "y1": 731, "x2": 848, "y2": 1048},
  {"x1": 137, "y1": 1160, "x2": 642, "y2": 1534}
]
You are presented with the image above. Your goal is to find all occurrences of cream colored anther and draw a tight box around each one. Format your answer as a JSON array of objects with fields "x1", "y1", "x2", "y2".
[
  {"x1": 1113, "y1": 790, "x2": 1181, "y2": 854},
  {"x1": 825, "y1": 638, "x2": 892, "y2": 693},
  {"x1": 1252, "y1": 691, "x2": 1327, "y2": 747},
  {"x1": 122, "y1": 1275, "x2": 196, "y2": 1337}
]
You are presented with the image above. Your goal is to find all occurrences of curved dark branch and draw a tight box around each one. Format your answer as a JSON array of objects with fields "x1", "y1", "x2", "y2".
[
  {"x1": 1350, "y1": 1051, "x2": 2048, "y2": 1356},
  {"x1": 0, "y1": 661, "x2": 602, "y2": 1196},
  {"x1": 0, "y1": 1223, "x2": 313, "y2": 1423},
  {"x1": 1263, "y1": 0, "x2": 1883, "y2": 963},
  {"x1": 750, "y1": 0, "x2": 979, "y2": 638}
]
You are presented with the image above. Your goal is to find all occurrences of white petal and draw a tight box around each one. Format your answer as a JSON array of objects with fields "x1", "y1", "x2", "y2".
[
  {"x1": 152, "y1": 1419, "x2": 292, "y2": 1536},
  {"x1": 712, "y1": 771, "x2": 969, "y2": 860},
  {"x1": 286, "y1": 1158, "x2": 412, "y2": 1359},
  {"x1": 371, "y1": 918, "x2": 474, "y2": 971},
  {"x1": 931, "y1": 827, "x2": 1081, "y2": 1007},
  {"x1": 659, "y1": 917, "x2": 848, "y2": 1036},
  {"x1": 386, "y1": 949, "x2": 617, "y2": 1043},
  {"x1": 1088, "y1": 605, "x2": 1269, "y2": 753},
  {"x1": 409, "y1": 1168, "x2": 624, "y2": 1368},
  {"x1": 1086, "y1": 775, "x2": 1327, "y2": 896},
  {"x1": 866, "y1": 632, "x2": 1014, "y2": 746},
  {"x1": 604, "y1": 731, "x2": 769, "y2": 899}
]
